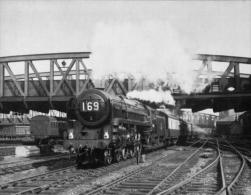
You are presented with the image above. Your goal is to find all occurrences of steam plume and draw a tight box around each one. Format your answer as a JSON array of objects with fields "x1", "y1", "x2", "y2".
[
  {"x1": 90, "y1": 21, "x2": 197, "y2": 93},
  {"x1": 127, "y1": 89, "x2": 175, "y2": 106}
]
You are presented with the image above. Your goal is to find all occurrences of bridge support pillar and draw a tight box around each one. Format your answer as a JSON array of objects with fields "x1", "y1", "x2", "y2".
[
  {"x1": 234, "y1": 63, "x2": 240, "y2": 91},
  {"x1": 0, "y1": 63, "x2": 4, "y2": 97}
]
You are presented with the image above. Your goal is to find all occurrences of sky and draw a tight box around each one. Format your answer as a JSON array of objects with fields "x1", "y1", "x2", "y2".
[
  {"x1": 0, "y1": 0, "x2": 250, "y2": 57},
  {"x1": 0, "y1": 0, "x2": 250, "y2": 115},
  {"x1": 0, "y1": 1, "x2": 251, "y2": 95}
]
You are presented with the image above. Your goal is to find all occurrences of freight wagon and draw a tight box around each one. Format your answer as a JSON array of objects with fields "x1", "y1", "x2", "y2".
[
  {"x1": 30, "y1": 115, "x2": 67, "y2": 145},
  {"x1": 0, "y1": 123, "x2": 30, "y2": 143}
]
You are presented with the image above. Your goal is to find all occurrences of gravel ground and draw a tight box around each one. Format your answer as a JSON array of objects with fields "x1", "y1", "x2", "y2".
[
  {"x1": 0, "y1": 157, "x2": 73, "y2": 185},
  {"x1": 186, "y1": 153, "x2": 214, "y2": 177},
  {"x1": 242, "y1": 187, "x2": 251, "y2": 195},
  {"x1": 0, "y1": 146, "x2": 198, "y2": 195},
  {"x1": 0, "y1": 155, "x2": 28, "y2": 165},
  {"x1": 60, "y1": 149, "x2": 179, "y2": 195},
  {"x1": 0, "y1": 166, "x2": 49, "y2": 184}
]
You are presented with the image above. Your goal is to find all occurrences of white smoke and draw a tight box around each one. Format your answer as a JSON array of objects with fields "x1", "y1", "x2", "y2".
[
  {"x1": 127, "y1": 89, "x2": 175, "y2": 106},
  {"x1": 193, "y1": 125, "x2": 211, "y2": 135},
  {"x1": 90, "y1": 21, "x2": 197, "y2": 94}
]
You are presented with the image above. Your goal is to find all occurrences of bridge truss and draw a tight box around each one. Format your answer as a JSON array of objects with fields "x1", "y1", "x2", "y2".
[
  {"x1": 0, "y1": 53, "x2": 93, "y2": 113},
  {"x1": 0, "y1": 52, "x2": 250, "y2": 119},
  {"x1": 175, "y1": 54, "x2": 251, "y2": 112}
]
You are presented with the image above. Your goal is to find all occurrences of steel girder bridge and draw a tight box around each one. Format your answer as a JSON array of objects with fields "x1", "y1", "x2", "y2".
[
  {"x1": 0, "y1": 52, "x2": 127, "y2": 114},
  {"x1": 0, "y1": 52, "x2": 250, "y2": 115},
  {"x1": 174, "y1": 54, "x2": 251, "y2": 112}
]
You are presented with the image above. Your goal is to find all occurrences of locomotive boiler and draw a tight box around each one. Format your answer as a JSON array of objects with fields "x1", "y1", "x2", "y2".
[{"x1": 66, "y1": 89, "x2": 186, "y2": 165}]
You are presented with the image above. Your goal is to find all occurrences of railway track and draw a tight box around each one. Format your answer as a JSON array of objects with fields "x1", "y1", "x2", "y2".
[
  {"x1": 221, "y1": 143, "x2": 243, "y2": 190},
  {"x1": 0, "y1": 143, "x2": 182, "y2": 195},
  {"x1": 0, "y1": 154, "x2": 75, "y2": 176},
  {"x1": 223, "y1": 141, "x2": 251, "y2": 195},
  {"x1": 230, "y1": 157, "x2": 251, "y2": 195},
  {"x1": 0, "y1": 140, "x2": 202, "y2": 195},
  {"x1": 150, "y1": 139, "x2": 221, "y2": 195},
  {"x1": 0, "y1": 145, "x2": 16, "y2": 156},
  {"x1": 2, "y1": 139, "x2": 248, "y2": 195},
  {"x1": 82, "y1": 140, "x2": 210, "y2": 195},
  {"x1": 233, "y1": 145, "x2": 251, "y2": 158},
  {"x1": 155, "y1": 139, "x2": 251, "y2": 195}
]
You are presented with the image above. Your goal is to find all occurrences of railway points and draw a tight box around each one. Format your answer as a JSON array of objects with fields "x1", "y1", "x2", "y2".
[{"x1": 0, "y1": 146, "x2": 186, "y2": 194}]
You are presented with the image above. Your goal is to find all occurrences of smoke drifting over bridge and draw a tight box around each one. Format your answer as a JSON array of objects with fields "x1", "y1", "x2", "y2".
[{"x1": 90, "y1": 21, "x2": 197, "y2": 94}]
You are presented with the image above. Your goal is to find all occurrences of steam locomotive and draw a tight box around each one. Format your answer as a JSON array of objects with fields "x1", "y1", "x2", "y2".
[{"x1": 65, "y1": 89, "x2": 192, "y2": 165}]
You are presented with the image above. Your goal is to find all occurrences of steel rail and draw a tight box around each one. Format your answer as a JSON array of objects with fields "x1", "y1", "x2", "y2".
[
  {"x1": 0, "y1": 140, "x2": 202, "y2": 194},
  {"x1": 13, "y1": 166, "x2": 78, "y2": 195},
  {"x1": 84, "y1": 154, "x2": 176, "y2": 195},
  {"x1": 220, "y1": 143, "x2": 251, "y2": 158},
  {"x1": 156, "y1": 139, "x2": 220, "y2": 195},
  {"x1": 224, "y1": 141, "x2": 246, "y2": 195},
  {"x1": 147, "y1": 140, "x2": 208, "y2": 195},
  {"x1": 0, "y1": 165, "x2": 75, "y2": 189},
  {"x1": 13, "y1": 149, "x2": 171, "y2": 195},
  {"x1": 0, "y1": 145, "x2": 178, "y2": 194},
  {"x1": 85, "y1": 140, "x2": 207, "y2": 195},
  {"x1": 215, "y1": 139, "x2": 227, "y2": 195},
  {"x1": 234, "y1": 146, "x2": 251, "y2": 157},
  {"x1": 0, "y1": 153, "x2": 70, "y2": 167},
  {"x1": 0, "y1": 154, "x2": 75, "y2": 177}
]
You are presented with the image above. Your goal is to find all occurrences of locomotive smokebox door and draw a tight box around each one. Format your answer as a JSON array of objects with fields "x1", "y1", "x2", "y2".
[{"x1": 75, "y1": 89, "x2": 111, "y2": 127}]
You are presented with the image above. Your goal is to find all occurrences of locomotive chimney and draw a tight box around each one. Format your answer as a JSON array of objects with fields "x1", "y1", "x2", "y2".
[{"x1": 123, "y1": 76, "x2": 134, "y2": 91}]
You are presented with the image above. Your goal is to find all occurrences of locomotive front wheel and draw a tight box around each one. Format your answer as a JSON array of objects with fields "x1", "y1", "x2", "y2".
[
  {"x1": 121, "y1": 148, "x2": 128, "y2": 160},
  {"x1": 114, "y1": 151, "x2": 122, "y2": 162},
  {"x1": 76, "y1": 156, "x2": 82, "y2": 168},
  {"x1": 104, "y1": 150, "x2": 112, "y2": 165},
  {"x1": 104, "y1": 155, "x2": 112, "y2": 165},
  {"x1": 129, "y1": 149, "x2": 135, "y2": 158}
]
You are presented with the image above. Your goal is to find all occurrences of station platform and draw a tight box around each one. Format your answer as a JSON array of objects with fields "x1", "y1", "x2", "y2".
[{"x1": 0, "y1": 145, "x2": 40, "y2": 158}]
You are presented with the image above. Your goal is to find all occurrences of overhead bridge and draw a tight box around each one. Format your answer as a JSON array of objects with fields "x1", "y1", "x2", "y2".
[
  {"x1": 0, "y1": 52, "x2": 250, "y2": 114},
  {"x1": 0, "y1": 52, "x2": 127, "y2": 113},
  {"x1": 174, "y1": 54, "x2": 251, "y2": 112}
]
